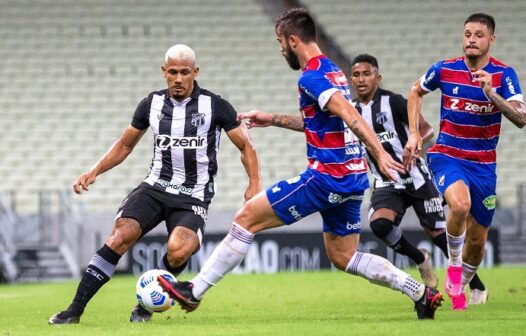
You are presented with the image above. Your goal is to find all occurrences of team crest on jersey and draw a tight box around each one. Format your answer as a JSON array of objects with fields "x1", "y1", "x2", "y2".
[
  {"x1": 191, "y1": 113, "x2": 206, "y2": 127},
  {"x1": 453, "y1": 86, "x2": 459, "y2": 95},
  {"x1": 376, "y1": 111, "x2": 387, "y2": 124}
]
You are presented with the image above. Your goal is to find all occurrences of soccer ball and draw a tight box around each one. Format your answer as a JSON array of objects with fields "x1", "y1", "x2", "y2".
[{"x1": 136, "y1": 269, "x2": 176, "y2": 313}]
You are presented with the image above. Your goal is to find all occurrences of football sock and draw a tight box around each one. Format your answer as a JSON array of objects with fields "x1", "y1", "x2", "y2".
[
  {"x1": 433, "y1": 232, "x2": 485, "y2": 290},
  {"x1": 370, "y1": 218, "x2": 425, "y2": 264},
  {"x1": 158, "y1": 253, "x2": 188, "y2": 277},
  {"x1": 71, "y1": 244, "x2": 121, "y2": 312},
  {"x1": 461, "y1": 261, "x2": 479, "y2": 288},
  {"x1": 191, "y1": 223, "x2": 254, "y2": 300},
  {"x1": 446, "y1": 230, "x2": 465, "y2": 267},
  {"x1": 346, "y1": 251, "x2": 425, "y2": 302},
  {"x1": 468, "y1": 273, "x2": 485, "y2": 291},
  {"x1": 431, "y1": 232, "x2": 448, "y2": 256},
  {"x1": 392, "y1": 235, "x2": 425, "y2": 264}
]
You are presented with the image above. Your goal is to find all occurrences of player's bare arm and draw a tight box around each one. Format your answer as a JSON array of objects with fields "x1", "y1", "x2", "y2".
[
  {"x1": 419, "y1": 112, "x2": 435, "y2": 144},
  {"x1": 473, "y1": 69, "x2": 526, "y2": 128},
  {"x1": 271, "y1": 113, "x2": 304, "y2": 131},
  {"x1": 73, "y1": 126, "x2": 146, "y2": 194},
  {"x1": 226, "y1": 123, "x2": 262, "y2": 201},
  {"x1": 238, "y1": 110, "x2": 304, "y2": 132},
  {"x1": 326, "y1": 91, "x2": 405, "y2": 181},
  {"x1": 404, "y1": 81, "x2": 429, "y2": 170}
]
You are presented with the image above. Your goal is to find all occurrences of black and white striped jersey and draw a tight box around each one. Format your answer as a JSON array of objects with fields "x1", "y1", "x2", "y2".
[
  {"x1": 131, "y1": 82, "x2": 239, "y2": 203},
  {"x1": 352, "y1": 88, "x2": 429, "y2": 191}
]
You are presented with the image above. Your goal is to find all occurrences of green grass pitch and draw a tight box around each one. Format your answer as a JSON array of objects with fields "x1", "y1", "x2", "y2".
[{"x1": 1, "y1": 267, "x2": 525, "y2": 336}]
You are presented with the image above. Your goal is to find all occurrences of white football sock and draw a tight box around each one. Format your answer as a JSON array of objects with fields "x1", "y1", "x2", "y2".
[
  {"x1": 446, "y1": 231, "x2": 465, "y2": 267},
  {"x1": 346, "y1": 251, "x2": 425, "y2": 302},
  {"x1": 461, "y1": 261, "x2": 479, "y2": 288},
  {"x1": 191, "y1": 223, "x2": 254, "y2": 299}
]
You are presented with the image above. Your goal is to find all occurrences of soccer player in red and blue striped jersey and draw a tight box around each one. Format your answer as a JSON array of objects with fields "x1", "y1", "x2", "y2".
[
  {"x1": 158, "y1": 8, "x2": 444, "y2": 320},
  {"x1": 405, "y1": 13, "x2": 526, "y2": 310}
]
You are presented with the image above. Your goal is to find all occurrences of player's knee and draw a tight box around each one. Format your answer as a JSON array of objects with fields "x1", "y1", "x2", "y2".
[
  {"x1": 233, "y1": 203, "x2": 256, "y2": 230},
  {"x1": 106, "y1": 218, "x2": 141, "y2": 251},
  {"x1": 448, "y1": 199, "x2": 471, "y2": 219},
  {"x1": 166, "y1": 248, "x2": 191, "y2": 268},
  {"x1": 328, "y1": 253, "x2": 348, "y2": 271},
  {"x1": 465, "y1": 234, "x2": 486, "y2": 254},
  {"x1": 326, "y1": 245, "x2": 357, "y2": 271},
  {"x1": 370, "y1": 218, "x2": 394, "y2": 239}
]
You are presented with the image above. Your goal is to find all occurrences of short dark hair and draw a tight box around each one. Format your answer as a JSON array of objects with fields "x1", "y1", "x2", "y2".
[
  {"x1": 275, "y1": 7, "x2": 316, "y2": 43},
  {"x1": 465, "y1": 13, "x2": 495, "y2": 34},
  {"x1": 351, "y1": 54, "x2": 379, "y2": 70}
]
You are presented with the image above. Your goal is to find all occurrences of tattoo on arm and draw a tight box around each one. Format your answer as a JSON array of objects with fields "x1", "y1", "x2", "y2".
[
  {"x1": 487, "y1": 90, "x2": 526, "y2": 128},
  {"x1": 348, "y1": 119, "x2": 381, "y2": 158},
  {"x1": 271, "y1": 114, "x2": 304, "y2": 132}
]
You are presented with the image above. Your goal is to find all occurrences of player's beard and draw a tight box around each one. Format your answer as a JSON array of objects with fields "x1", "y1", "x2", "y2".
[
  {"x1": 284, "y1": 44, "x2": 301, "y2": 70},
  {"x1": 464, "y1": 45, "x2": 489, "y2": 61}
]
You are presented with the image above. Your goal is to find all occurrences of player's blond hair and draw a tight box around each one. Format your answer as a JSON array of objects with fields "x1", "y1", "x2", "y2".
[{"x1": 164, "y1": 44, "x2": 196, "y2": 66}]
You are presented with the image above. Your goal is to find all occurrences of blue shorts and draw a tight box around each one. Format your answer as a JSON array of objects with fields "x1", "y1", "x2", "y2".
[
  {"x1": 266, "y1": 169, "x2": 365, "y2": 236},
  {"x1": 427, "y1": 154, "x2": 497, "y2": 227}
]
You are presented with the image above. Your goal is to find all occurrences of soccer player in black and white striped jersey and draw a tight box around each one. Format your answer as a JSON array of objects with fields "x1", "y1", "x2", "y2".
[
  {"x1": 49, "y1": 44, "x2": 261, "y2": 324},
  {"x1": 350, "y1": 54, "x2": 486, "y2": 297}
]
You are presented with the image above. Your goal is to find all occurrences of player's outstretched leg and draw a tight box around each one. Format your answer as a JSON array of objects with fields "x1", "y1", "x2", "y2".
[
  {"x1": 159, "y1": 222, "x2": 254, "y2": 312},
  {"x1": 345, "y1": 251, "x2": 443, "y2": 319}
]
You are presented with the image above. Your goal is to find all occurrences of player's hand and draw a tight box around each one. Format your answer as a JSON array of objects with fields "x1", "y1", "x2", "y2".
[
  {"x1": 472, "y1": 69, "x2": 493, "y2": 95},
  {"x1": 73, "y1": 171, "x2": 97, "y2": 194},
  {"x1": 238, "y1": 110, "x2": 273, "y2": 129},
  {"x1": 243, "y1": 182, "x2": 262, "y2": 203},
  {"x1": 403, "y1": 135, "x2": 422, "y2": 171},
  {"x1": 376, "y1": 151, "x2": 405, "y2": 182}
]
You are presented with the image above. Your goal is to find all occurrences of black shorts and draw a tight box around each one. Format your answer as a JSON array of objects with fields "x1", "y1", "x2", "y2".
[
  {"x1": 369, "y1": 179, "x2": 446, "y2": 231},
  {"x1": 116, "y1": 183, "x2": 209, "y2": 241}
]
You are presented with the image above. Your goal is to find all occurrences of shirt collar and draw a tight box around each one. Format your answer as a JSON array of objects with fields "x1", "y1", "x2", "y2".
[{"x1": 355, "y1": 88, "x2": 382, "y2": 108}]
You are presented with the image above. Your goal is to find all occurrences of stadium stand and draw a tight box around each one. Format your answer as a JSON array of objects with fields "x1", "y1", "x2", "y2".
[{"x1": 302, "y1": 0, "x2": 526, "y2": 208}]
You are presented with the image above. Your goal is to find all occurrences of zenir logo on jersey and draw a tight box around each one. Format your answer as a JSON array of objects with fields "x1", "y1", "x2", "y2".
[
  {"x1": 155, "y1": 135, "x2": 206, "y2": 150},
  {"x1": 376, "y1": 130, "x2": 396, "y2": 143}
]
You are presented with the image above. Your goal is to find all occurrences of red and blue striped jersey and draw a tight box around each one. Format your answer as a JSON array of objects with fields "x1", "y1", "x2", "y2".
[
  {"x1": 420, "y1": 56, "x2": 524, "y2": 166},
  {"x1": 298, "y1": 55, "x2": 368, "y2": 192}
]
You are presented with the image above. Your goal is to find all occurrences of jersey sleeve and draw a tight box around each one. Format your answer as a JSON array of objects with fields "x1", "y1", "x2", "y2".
[
  {"x1": 419, "y1": 61, "x2": 442, "y2": 92},
  {"x1": 214, "y1": 97, "x2": 240, "y2": 132},
  {"x1": 131, "y1": 97, "x2": 151, "y2": 130},
  {"x1": 500, "y1": 67, "x2": 524, "y2": 103},
  {"x1": 298, "y1": 70, "x2": 339, "y2": 111},
  {"x1": 390, "y1": 94, "x2": 409, "y2": 124}
]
